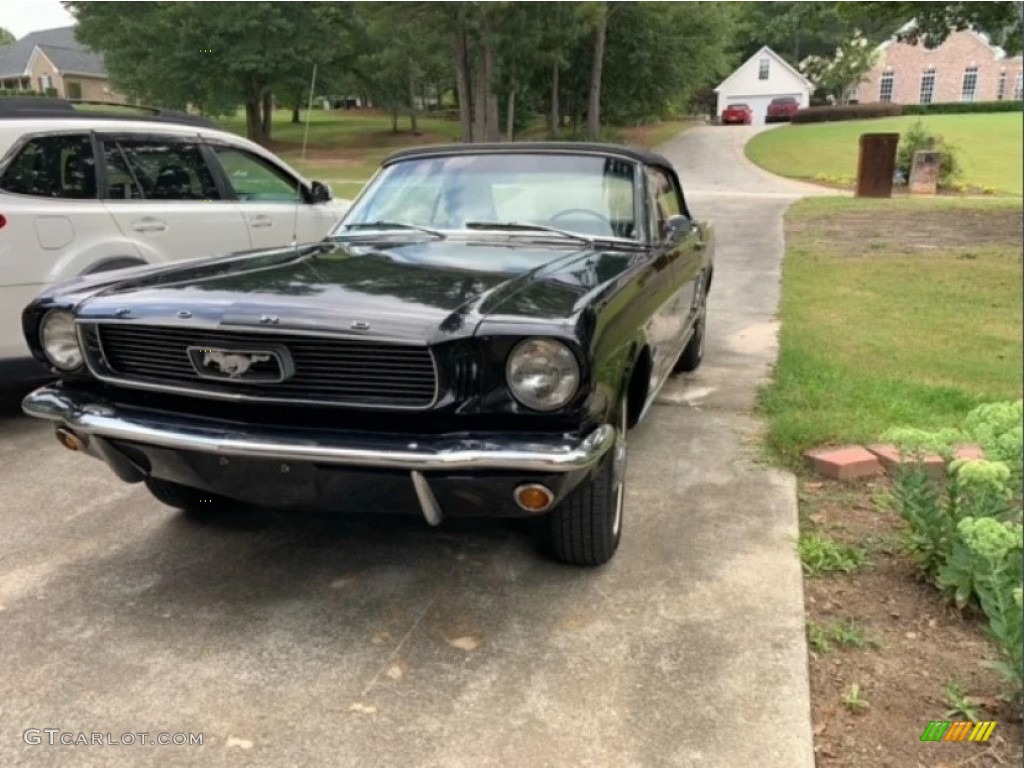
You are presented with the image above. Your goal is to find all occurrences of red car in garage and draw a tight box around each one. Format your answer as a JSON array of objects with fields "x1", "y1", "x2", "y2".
[
  {"x1": 721, "y1": 103, "x2": 752, "y2": 125},
  {"x1": 766, "y1": 97, "x2": 800, "y2": 123}
]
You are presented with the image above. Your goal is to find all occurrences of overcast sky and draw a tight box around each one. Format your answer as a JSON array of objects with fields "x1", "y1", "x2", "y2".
[{"x1": 3, "y1": 0, "x2": 76, "y2": 39}]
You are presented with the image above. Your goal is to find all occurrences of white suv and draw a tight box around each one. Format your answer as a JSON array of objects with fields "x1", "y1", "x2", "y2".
[{"x1": 0, "y1": 99, "x2": 350, "y2": 380}]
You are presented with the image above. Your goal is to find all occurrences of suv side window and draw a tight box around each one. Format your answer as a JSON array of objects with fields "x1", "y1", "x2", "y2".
[
  {"x1": 101, "y1": 143, "x2": 143, "y2": 200},
  {"x1": 212, "y1": 146, "x2": 301, "y2": 202},
  {"x1": 115, "y1": 139, "x2": 221, "y2": 201},
  {"x1": 0, "y1": 134, "x2": 97, "y2": 198}
]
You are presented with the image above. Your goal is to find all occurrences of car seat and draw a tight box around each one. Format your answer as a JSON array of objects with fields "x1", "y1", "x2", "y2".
[{"x1": 150, "y1": 165, "x2": 193, "y2": 199}]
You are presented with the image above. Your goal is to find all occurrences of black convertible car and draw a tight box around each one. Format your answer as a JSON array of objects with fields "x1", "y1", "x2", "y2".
[{"x1": 21, "y1": 142, "x2": 714, "y2": 565}]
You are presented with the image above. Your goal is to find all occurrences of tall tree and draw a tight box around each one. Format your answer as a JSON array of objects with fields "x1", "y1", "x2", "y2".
[
  {"x1": 843, "y1": 2, "x2": 1023, "y2": 54},
  {"x1": 799, "y1": 32, "x2": 881, "y2": 104},
  {"x1": 586, "y1": 3, "x2": 608, "y2": 140},
  {"x1": 67, "y1": 1, "x2": 349, "y2": 145},
  {"x1": 0, "y1": 27, "x2": 15, "y2": 45}
]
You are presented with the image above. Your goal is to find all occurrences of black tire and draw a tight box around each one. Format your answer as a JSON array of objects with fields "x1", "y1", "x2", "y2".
[
  {"x1": 546, "y1": 399, "x2": 627, "y2": 566},
  {"x1": 144, "y1": 477, "x2": 231, "y2": 515},
  {"x1": 674, "y1": 288, "x2": 707, "y2": 373}
]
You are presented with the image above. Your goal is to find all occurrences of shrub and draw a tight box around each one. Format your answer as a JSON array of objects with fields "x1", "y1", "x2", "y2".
[
  {"x1": 894, "y1": 119, "x2": 962, "y2": 188},
  {"x1": 884, "y1": 400, "x2": 1024, "y2": 701},
  {"x1": 903, "y1": 100, "x2": 1024, "y2": 115},
  {"x1": 791, "y1": 103, "x2": 903, "y2": 123}
]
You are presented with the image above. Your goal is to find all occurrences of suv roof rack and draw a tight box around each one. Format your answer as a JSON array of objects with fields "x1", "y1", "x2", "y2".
[{"x1": 0, "y1": 97, "x2": 218, "y2": 129}]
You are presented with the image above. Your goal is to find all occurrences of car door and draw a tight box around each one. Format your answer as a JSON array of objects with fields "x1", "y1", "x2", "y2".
[
  {"x1": 651, "y1": 167, "x2": 702, "y2": 327},
  {"x1": 98, "y1": 133, "x2": 250, "y2": 263},
  {"x1": 639, "y1": 167, "x2": 695, "y2": 394},
  {"x1": 205, "y1": 143, "x2": 337, "y2": 247}
]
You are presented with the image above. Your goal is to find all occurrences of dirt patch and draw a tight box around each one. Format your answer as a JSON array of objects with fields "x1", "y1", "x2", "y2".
[
  {"x1": 788, "y1": 206, "x2": 1024, "y2": 258},
  {"x1": 801, "y1": 477, "x2": 1023, "y2": 767}
]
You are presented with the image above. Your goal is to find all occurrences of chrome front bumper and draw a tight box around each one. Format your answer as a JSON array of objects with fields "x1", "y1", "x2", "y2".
[{"x1": 22, "y1": 385, "x2": 616, "y2": 522}]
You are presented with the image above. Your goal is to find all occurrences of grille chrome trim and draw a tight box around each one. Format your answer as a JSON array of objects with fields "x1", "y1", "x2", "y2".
[{"x1": 80, "y1": 322, "x2": 440, "y2": 410}]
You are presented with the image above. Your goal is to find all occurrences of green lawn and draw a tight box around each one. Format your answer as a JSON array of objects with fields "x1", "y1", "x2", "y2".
[
  {"x1": 759, "y1": 196, "x2": 1023, "y2": 465},
  {"x1": 745, "y1": 113, "x2": 1024, "y2": 195},
  {"x1": 215, "y1": 109, "x2": 693, "y2": 200}
]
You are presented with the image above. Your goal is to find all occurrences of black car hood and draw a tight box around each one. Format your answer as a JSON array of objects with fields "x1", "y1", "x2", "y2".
[{"x1": 71, "y1": 239, "x2": 640, "y2": 343}]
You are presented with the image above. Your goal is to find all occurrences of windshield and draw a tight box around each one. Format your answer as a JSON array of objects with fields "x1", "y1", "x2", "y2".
[{"x1": 337, "y1": 153, "x2": 639, "y2": 240}]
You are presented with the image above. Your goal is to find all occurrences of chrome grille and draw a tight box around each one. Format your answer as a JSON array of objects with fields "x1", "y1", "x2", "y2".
[{"x1": 87, "y1": 323, "x2": 438, "y2": 408}]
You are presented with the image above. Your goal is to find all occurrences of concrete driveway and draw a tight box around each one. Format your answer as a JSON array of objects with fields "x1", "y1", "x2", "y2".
[{"x1": 1, "y1": 125, "x2": 823, "y2": 768}]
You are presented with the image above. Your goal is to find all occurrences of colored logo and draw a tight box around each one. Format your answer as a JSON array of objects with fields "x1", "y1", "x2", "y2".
[{"x1": 920, "y1": 721, "x2": 997, "y2": 742}]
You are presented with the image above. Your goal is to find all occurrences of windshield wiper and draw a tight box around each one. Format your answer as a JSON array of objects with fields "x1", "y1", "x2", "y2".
[
  {"x1": 336, "y1": 220, "x2": 447, "y2": 239},
  {"x1": 464, "y1": 221, "x2": 594, "y2": 247}
]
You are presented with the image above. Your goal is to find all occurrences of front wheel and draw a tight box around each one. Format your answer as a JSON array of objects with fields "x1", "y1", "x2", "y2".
[{"x1": 545, "y1": 399, "x2": 627, "y2": 566}]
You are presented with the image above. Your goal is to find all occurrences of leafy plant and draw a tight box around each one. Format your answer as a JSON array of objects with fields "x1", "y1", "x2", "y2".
[
  {"x1": 884, "y1": 401, "x2": 1024, "y2": 702},
  {"x1": 798, "y1": 534, "x2": 869, "y2": 575},
  {"x1": 890, "y1": 466, "x2": 951, "y2": 579},
  {"x1": 894, "y1": 120, "x2": 962, "y2": 189},
  {"x1": 944, "y1": 517, "x2": 1024, "y2": 703},
  {"x1": 942, "y1": 680, "x2": 984, "y2": 721},
  {"x1": 963, "y1": 400, "x2": 1023, "y2": 495},
  {"x1": 807, "y1": 619, "x2": 876, "y2": 653},
  {"x1": 842, "y1": 683, "x2": 870, "y2": 713}
]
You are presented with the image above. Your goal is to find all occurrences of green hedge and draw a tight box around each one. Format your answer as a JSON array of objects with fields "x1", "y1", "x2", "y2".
[
  {"x1": 0, "y1": 89, "x2": 46, "y2": 97},
  {"x1": 792, "y1": 103, "x2": 903, "y2": 124},
  {"x1": 902, "y1": 100, "x2": 1023, "y2": 115}
]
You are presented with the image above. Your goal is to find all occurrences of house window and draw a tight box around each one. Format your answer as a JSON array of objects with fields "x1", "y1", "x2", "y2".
[
  {"x1": 997, "y1": 71, "x2": 1007, "y2": 100},
  {"x1": 1015, "y1": 72, "x2": 1024, "y2": 100},
  {"x1": 65, "y1": 81, "x2": 82, "y2": 100},
  {"x1": 879, "y1": 71, "x2": 895, "y2": 102},
  {"x1": 919, "y1": 70, "x2": 936, "y2": 104},
  {"x1": 961, "y1": 66, "x2": 979, "y2": 102},
  {"x1": 759, "y1": 58, "x2": 769, "y2": 80}
]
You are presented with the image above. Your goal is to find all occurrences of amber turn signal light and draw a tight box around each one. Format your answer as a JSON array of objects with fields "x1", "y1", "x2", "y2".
[
  {"x1": 55, "y1": 427, "x2": 83, "y2": 452},
  {"x1": 514, "y1": 484, "x2": 554, "y2": 513}
]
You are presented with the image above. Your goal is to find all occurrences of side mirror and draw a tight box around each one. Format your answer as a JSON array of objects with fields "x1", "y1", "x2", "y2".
[
  {"x1": 310, "y1": 180, "x2": 333, "y2": 203},
  {"x1": 665, "y1": 214, "x2": 692, "y2": 239}
]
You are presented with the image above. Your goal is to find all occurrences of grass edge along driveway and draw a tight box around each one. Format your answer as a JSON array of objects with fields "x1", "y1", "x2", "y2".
[
  {"x1": 758, "y1": 196, "x2": 1023, "y2": 466},
  {"x1": 745, "y1": 113, "x2": 1024, "y2": 196}
]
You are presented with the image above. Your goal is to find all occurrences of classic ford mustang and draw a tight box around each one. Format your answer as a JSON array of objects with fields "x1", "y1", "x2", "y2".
[{"x1": 21, "y1": 142, "x2": 713, "y2": 565}]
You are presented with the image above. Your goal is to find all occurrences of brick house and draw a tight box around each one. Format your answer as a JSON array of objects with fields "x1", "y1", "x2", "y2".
[
  {"x1": 0, "y1": 26, "x2": 120, "y2": 102},
  {"x1": 857, "y1": 28, "x2": 1024, "y2": 106}
]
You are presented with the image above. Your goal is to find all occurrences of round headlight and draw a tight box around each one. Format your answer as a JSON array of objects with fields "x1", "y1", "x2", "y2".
[
  {"x1": 506, "y1": 338, "x2": 580, "y2": 411},
  {"x1": 39, "y1": 310, "x2": 83, "y2": 371}
]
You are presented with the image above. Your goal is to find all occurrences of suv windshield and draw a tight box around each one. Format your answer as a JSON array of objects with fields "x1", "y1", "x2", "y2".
[{"x1": 337, "y1": 153, "x2": 638, "y2": 240}]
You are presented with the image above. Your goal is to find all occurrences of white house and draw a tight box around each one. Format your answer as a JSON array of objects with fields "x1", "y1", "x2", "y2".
[{"x1": 714, "y1": 46, "x2": 814, "y2": 125}]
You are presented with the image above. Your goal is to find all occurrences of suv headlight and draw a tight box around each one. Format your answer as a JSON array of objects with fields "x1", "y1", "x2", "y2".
[
  {"x1": 506, "y1": 338, "x2": 580, "y2": 411},
  {"x1": 39, "y1": 310, "x2": 83, "y2": 371}
]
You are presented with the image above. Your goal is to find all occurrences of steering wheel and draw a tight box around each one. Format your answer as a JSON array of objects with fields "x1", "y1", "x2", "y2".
[{"x1": 549, "y1": 208, "x2": 612, "y2": 229}]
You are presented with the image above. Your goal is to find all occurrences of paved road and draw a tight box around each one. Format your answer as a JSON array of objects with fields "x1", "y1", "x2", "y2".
[{"x1": 0, "y1": 125, "x2": 824, "y2": 768}]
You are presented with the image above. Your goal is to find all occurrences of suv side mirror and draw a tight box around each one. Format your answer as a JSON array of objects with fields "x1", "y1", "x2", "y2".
[
  {"x1": 665, "y1": 214, "x2": 692, "y2": 239},
  {"x1": 310, "y1": 180, "x2": 332, "y2": 203}
]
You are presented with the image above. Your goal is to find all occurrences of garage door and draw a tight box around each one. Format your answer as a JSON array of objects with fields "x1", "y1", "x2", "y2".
[{"x1": 723, "y1": 94, "x2": 802, "y2": 125}]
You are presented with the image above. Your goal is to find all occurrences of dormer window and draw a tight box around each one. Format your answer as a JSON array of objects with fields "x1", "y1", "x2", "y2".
[{"x1": 758, "y1": 58, "x2": 770, "y2": 80}]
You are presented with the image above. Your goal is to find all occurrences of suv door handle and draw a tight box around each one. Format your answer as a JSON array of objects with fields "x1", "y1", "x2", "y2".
[
  {"x1": 248, "y1": 215, "x2": 273, "y2": 229},
  {"x1": 131, "y1": 217, "x2": 167, "y2": 233}
]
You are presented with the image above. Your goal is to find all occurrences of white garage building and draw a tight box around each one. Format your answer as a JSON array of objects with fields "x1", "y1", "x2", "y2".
[{"x1": 714, "y1": 46, "x2": 814, "y2": 125}]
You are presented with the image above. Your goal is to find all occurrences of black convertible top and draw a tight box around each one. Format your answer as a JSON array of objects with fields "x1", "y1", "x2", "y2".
[{"x1": 385, "y1": 141, "x2": 677, "y2": 176}]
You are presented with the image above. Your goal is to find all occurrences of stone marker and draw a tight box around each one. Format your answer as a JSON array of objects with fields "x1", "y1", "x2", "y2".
[{"x1": 909, "y1": 150, "x2": 941, "y2": 195}]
